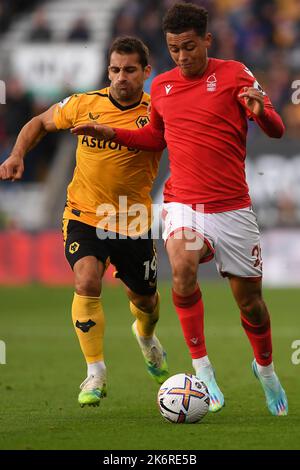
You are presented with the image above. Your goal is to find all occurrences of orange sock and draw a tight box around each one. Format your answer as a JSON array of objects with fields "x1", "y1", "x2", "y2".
[
  {"x1": 72, "y1": 293, "x2": 105, "y2": 363},
  {"x1": 130, "y1": 293, "x2": 160, "y2": 338}
]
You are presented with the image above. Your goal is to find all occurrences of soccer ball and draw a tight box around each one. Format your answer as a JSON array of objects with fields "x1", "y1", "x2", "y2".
[{"x1": 157, "y1": 373, "x2": 210, "y2": 424}]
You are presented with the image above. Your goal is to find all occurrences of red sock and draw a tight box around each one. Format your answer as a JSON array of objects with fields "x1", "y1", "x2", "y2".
[
  {"x1": 172, "y1": 286, "x2": 207, "y2": 359},
  {"x1": 241, "y1": 312, "x2": 273, "y2": 366}
]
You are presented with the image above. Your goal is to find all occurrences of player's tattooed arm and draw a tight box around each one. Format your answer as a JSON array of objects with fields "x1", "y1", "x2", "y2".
[{"x1": 0, "y1": 104, "x2": 57, "y2": 181}]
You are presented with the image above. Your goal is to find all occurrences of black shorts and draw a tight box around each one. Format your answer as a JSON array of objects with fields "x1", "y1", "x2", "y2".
[{"x1": 62, "y1": 219, "x2": 157, "y2": 296}]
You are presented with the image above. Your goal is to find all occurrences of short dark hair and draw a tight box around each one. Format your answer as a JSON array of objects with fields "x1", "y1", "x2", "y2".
[
  {"x1": 162, "y1": 2, "x2": 208, "y2": 37},
  {"x1": 109, "y1": 36, "x2": 150, "y2": 69}
]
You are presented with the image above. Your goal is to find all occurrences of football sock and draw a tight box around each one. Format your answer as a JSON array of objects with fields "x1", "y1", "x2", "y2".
[
  {"x1": 192, "y1": 355, "x2": 212, "y2": 372},
  {"x1": 87, "y1": 360, "x2": 106, "y2": 377},
  {"x1": 130, "y1": 292, "x2": 160, "y2": 338},
  {"x1": 172, "y1": 286, "x2": 207, "y2": 359},
  {"x1": 72, "y1": 293, "x2": 105, "y2": 363},
  {"x1": 256, "y1": 361, "x2": 275, "y2": 377},
  {"x1": 241, "y1": 312, "x2": 273, "y2": 366}
]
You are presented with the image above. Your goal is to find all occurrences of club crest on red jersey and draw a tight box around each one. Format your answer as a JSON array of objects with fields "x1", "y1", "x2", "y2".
[{"x1": 206, "y1": 74, "x2": 217, "y2": 92}]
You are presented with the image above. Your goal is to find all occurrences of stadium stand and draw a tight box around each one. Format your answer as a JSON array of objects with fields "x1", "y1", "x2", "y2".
[
  {"x1": 0, "y1": 0, "x2": 124, "y2": 230},
  {"x1": 0, "y1": 0, "x2": 300, "y2": 284}
]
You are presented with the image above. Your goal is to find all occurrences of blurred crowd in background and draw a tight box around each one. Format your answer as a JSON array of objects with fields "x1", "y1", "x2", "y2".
[
  {"x1": 0, "y1": 0, "x2": 300, "y2": 284},
  {"x1": 108, "y1": 0, "x2": 300, "y2": 134},
  {"x1": 0, "y1": 0, "x2": 299, "y2": 182}
]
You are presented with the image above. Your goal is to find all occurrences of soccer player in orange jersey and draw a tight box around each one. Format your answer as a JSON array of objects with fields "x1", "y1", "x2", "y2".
[{"x1": 0, "y1": 37, "x2": 169, "y2": 407}]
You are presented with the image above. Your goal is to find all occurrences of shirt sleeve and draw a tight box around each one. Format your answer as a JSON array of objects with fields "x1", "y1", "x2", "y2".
[
  {"x1": 53, "y1": 94, "x2": 81, "y2": 130},
  {"x1": 114, "y1": 123, "x2": 166, "y2": 151},
  {"x1": 236, "y1": 63, "x2": 285, "y2": 138},
  {"x1": 236, "y1": 63, "x2": 273, "y2": 118}
]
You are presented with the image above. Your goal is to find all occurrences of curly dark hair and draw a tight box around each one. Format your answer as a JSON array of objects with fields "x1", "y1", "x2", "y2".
[
  {"x1": 108, "y1": 36, "x2": 150, "y2": 69},
  {"x1": 162, "y1": 2, "x2": 208, "y2": 37}
]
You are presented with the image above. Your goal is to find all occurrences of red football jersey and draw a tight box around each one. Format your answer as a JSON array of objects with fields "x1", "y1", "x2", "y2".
[{"x1": 115, "y1": 58, "x2": 284, "y2": 212}]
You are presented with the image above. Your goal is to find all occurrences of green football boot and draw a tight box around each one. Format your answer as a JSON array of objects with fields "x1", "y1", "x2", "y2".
[
  {"x1": 132, "y1": 320, "x2": 169, "y2": 385},
  {"x1": 78, "y1": 374, "x2": 107, "y2": 407}
]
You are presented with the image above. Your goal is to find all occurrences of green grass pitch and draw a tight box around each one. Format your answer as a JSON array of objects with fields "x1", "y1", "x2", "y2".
[{"x1": 0, "y1": 281, "x2": 299, "y2": 450}]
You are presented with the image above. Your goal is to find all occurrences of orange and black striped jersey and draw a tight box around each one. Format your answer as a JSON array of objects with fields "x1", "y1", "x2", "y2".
[{"x1": 53, "y1": 87, "x2": 161, "y2": 235}]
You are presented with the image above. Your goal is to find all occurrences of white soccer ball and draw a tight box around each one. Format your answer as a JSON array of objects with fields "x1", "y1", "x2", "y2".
[{"x1": 157, "y1": 373, "x2": 210, "y2": 424}]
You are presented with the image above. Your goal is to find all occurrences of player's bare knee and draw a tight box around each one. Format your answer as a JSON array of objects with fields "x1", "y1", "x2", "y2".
[
  {"x1": 129, "y1": 292, "x2": 157, "y2": 313},
  {"x1": 172, "y1": 262, "x2": 198, "y2": 296},
  {"x1": 73, "y1": 257, "x2": 103, "y2": 296},
  {"x1": 74, "y1": 271, "x2": 101, "y2": 297},
  {"x1": 239, "y1": 297, "x2": 267, "y2": 324}
]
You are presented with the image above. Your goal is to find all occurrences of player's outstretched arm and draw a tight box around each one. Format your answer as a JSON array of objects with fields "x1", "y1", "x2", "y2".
[
  {"x1": 71, "y1": 122, "x2": 166, "y2": 152},
  {"x1": 0, "y1": 104, "x2": 58, "y2": 181},
  {"x1": 71, "y1": 123, "x2": 115, "y2": 140}
]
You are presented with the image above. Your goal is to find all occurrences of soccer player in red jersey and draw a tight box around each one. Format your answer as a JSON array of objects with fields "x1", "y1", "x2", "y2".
[{"x1": 72, "y1": 3, "x2": 288, "y2": 416}]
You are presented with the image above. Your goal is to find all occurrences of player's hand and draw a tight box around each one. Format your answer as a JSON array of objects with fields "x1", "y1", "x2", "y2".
[
  {"x1": 0, "y1": 155, "x2": 24, "y2": 181},
  {"x1": 238, "y1": 87, "x2": 265, "y2": 116},
  {"x1": 71, "y1": 123, "x2": 116, "y2": 140}
]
